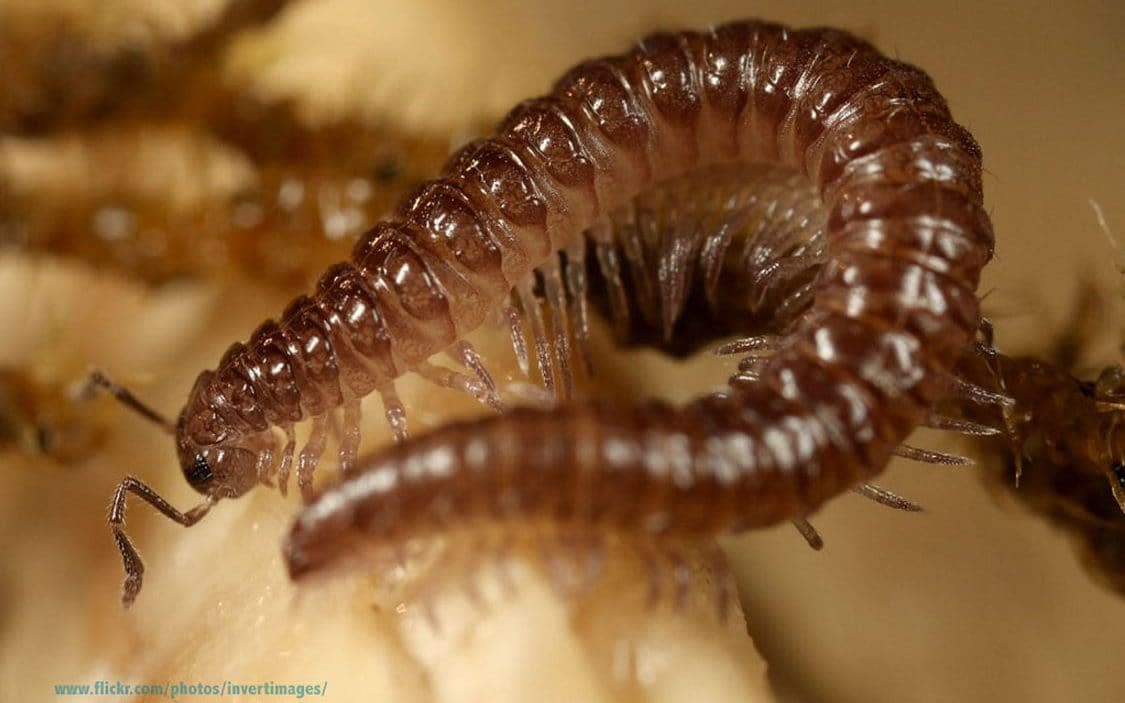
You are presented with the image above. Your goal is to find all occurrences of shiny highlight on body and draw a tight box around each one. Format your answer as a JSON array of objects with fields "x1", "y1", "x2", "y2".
[{"x1": 281, "y1": 20, "x2": 994, "y2": 588}]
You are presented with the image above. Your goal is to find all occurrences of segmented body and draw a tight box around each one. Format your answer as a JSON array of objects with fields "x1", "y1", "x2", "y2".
[
  {"x1": 947, "y1": 328, "x2": 1125, "y2": 594},
  {"x1": 281, "y1": 20, "x2": 993, "y2": 576}
]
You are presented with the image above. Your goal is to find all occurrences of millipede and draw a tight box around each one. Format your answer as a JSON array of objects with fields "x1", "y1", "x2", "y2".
[
  {"x1": 1, "y1": 0, "x2": 453, "y2": 288},
  {"x1": 0, "y1": 369, "x2": 106, "y2": 464},
  {"x1": 0, "y1": 0, "x2": 292, "y2": 133},
  {"x1": 946, "y1": 305, "x2": 1125, "y2": 594},
  {"x1": 96, "y1": 18, "x2": 1007, "y2": 608},
  {"x1": 1, "y1": 120, "x2": 450, "y2": 286}
]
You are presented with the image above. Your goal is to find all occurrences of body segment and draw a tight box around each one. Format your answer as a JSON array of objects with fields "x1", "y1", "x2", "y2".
[{"x1": 281, "y1": 21, "x2": 993, "y2": 577}]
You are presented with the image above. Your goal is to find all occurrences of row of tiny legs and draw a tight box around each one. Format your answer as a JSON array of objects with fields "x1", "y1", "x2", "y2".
[{"x1": 351, "y1": 526, "x2": 743, "y2": 634}]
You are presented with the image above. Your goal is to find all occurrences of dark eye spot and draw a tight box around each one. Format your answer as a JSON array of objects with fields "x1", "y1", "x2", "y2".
[
  {"x1": 1109, "y1": 461, "x2": 1125, "y2": 489},
  {"x1": 187, "y1": 455, "x2": 214, "y2": 486}
]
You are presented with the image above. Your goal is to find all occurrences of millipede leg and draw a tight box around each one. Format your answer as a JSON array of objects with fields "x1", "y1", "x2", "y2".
[
  {"x1": 458, "y1": 536, "x2": 489, "y2": 611},
  {"x1": 667, "y1": 546, "x2": 693, "y2": 612},
  {"x1": 703, "y1": 544, "x2": 737, "y2": 624},
  {"x1": 563, "y1": 239, "x2": 594, "y2": 376},
  {"x1": 713, "y1": 334, "x2": 782, "y2": 357},
  {"x1": 699, "y1": 210, "x2": 740, "y2": 309},
  {"x1": 502, "y1": 381, "x2": 556, "y2": 408},
  {"x1": 657, "y1": 206, "x2": 701, "y2": 341},
  {"x1": 620, "y1": 203, "x2": 661, "y2": 328},
  {"x1": 773, "y1": 278, "x2": 817, "y2": 322},
  {"x1": 325, "y1": 406, "x2": 343, "y2": 446},
  {"x1": 948, "y1": 370, "x2": 1026, "y2": 483},
  {"x1": 504, "y1": 304, "x2": 531, "y2": 377},
  {"x1": 589, "y1": 218, "x2": 632, "y2": 337},
  {"x1": 977, "y1": 316, "x2": 996, "y2": 347},
  {"x1": 377, "y1": 384, "x2": 408, "y2": 442},
  {"x1": 575, "y1": 532, "x2": 607, "y2": 596},
  {"x1": 532, "y1": 528, "x2": 602, "y2": 601},
  {"x1": 540, "y1": 260, "x2": 575, "y2": 400},
  {"x1": 338, "y1": 399, "x2": 362, "y2": 477},
  {"x1": 853, "y1": 483, "x2": 924, "y2": 512},
  {"x1": 924, "y1": 413, "x2": 1001, "y2": 436},
  {"x1": 540, "y1": 531, "x2": 577, "y2": 598},
  {"x1": 416, "y1": 360, "x2": 502, "y2": 413},
  {"x1": 718, "y1": 335, "x2": 781, "y2": 385},
  {"x1": 108, "y1": 476, "x2": 215, "y2": 607},
  {"x1": 730, "y1": 355, "x2": 771, "y2": 384},
  {"x1": 454, "y1": 340, "x2": 504, "y2": 411},
  {"x1": 759, "y1": 254, "x2": 819, "y2": 301},
  {"x1": 894, "y1": 443, "x2": 974, "y2": 466},
  {"x1": 297, "y1": 414, "x2": 329, "y2": 502},
  {"x1": 414, "y1": 546, "x2": 450, "y2": 635},
  {"x1": 277, "y1": 424, "x2": 296, "y2": 496},
  {"x1": 949, "y1": 374, "x2": 1016, "y2": 408},
  {"x1": 255, "y1": 444, "x2": 276, "y2": 488},
  {"x1": 516, "y1": 279, "x2": 556, "y2": 397},
  {"x1": 791, "y1": 517, "x2": 824, "y2": 550}
]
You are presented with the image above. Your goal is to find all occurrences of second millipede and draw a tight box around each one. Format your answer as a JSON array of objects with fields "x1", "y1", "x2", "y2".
[{"x1": 100, "y1": 19, "x2": 996, "y2": 606}]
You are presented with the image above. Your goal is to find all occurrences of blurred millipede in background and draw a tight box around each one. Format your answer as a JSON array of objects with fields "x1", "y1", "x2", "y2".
[
  {"x1": 944, "y1": 290, "x2": 1125, "y2": 594},
  {"x1": 1, "y1": 0, "x2": 454, "y2": 287},
  {"x1": 2, "y1": 118, "x2": 452, "y2": 286},
  {"x1": 0, "y1": 0, "x2": 293, "y2": 134},
  {"x1": 0, "y1": 370, "x2": 104, "y2": 463}
]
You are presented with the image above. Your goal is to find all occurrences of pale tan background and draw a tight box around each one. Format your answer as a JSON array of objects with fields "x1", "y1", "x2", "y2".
[{"x1": 1, "y1": 1, "x2": 1124, "y2": 702}]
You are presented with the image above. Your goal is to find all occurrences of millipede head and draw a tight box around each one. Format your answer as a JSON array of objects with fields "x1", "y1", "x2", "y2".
[
  {"x1": 174, "y1": 424, "x2": 264, "y2": 499},
  {"x1": 89, "y1": 369, "x2": 244, "y2": 499}
]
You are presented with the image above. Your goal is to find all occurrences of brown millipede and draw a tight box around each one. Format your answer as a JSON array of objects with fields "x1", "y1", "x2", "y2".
[
  {"x1": 2, "y1": 0, "x2": 453, "y2": 288},
  {"x1": 946, "y1": 305, "x2": 1125, "y2": 594},
  {"x1": 0, "y1": 0, "x2": 291, "y2": 133},
  {"x1": 0, "y1": 370, "x2": 104, "y2": 463},
  {"x1": 101, "y1": 19, "x2": 995, "y2": 607},
  {"x1": 1, "y1": 120, "x2": 450, "y2": 287}
]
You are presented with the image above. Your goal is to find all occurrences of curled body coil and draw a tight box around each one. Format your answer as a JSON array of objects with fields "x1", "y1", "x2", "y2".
[{"x1": 279, "y1": 20, "x2": 994, "y2": 574}]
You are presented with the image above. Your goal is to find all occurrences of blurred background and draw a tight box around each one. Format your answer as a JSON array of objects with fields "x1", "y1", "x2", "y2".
[{"x1": 2, "y1": 1, "x2": 1123, "y2": 701}]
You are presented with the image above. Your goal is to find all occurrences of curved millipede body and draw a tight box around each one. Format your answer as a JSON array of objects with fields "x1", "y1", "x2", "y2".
[{"x1": 281, "y1": 20, "x2": 994, "y2": 583}]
